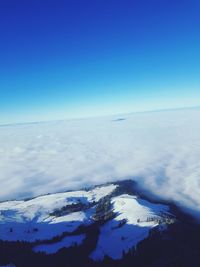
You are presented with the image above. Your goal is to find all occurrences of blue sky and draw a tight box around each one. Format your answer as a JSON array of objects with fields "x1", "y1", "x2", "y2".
[{"x1": 0, "y1": 0, "x2": 200, "y2": 124}]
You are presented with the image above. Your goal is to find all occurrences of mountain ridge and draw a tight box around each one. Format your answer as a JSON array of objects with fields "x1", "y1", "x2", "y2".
[{"x1": 1, "y1": 180, "x2": 200, "y2": 267}]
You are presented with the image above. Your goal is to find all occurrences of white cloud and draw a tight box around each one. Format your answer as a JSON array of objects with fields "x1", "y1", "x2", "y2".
[{"x1": 0, "y1": 108, "x2": 200, "y2": 218}]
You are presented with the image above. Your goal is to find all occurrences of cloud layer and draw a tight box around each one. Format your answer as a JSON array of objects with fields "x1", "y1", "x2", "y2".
[{"x1": 0, "y1": 108, "x2": 200, "y2": 218}]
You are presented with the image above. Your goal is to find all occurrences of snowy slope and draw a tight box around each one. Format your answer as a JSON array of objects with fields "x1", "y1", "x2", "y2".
[
  {"x1": 91, "y1": 194, "x2": 170, "y2": 260},
  {"x1": 33, "y1": 234, "x2": 86, "y2": 254},
  {"x1": 0, "y1": 184, "x2": 117, "y2": 241},
  {"x1": 0, "y1": 182, "x2": 173, "y2": 260}
]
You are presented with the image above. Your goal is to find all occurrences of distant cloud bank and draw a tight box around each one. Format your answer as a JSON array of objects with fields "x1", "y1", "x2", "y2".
[{"x1": 0, "y1": 108, "x2": 200, "y2": 219}]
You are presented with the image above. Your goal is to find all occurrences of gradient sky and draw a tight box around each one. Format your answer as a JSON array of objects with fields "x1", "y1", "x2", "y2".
[{"x1": 0, "y1": 0, "x2": 200, "y2": 124}]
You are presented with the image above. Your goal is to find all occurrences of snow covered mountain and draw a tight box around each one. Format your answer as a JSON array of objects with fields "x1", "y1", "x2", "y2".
[
  {"x1": 0, "y1": 184, "x2": 117, "y2": 242},
  {"x1": 0, "y1": 180, "x2": 182, "y2": 267}
]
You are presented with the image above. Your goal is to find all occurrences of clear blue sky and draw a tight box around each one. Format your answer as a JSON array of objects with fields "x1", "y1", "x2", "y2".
[{"x1": 0, "y1": 0, "x2": 200, "y2": 124}]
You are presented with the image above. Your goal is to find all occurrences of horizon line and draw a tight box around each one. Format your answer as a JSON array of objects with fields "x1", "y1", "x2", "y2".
[{"x1": 0, "y1": 105, "x2": 200, "y2": 127}]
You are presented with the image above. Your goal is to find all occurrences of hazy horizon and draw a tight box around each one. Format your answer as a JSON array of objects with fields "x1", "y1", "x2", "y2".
[{"x1": 1, "y1": 105, "x2": 200, "y2": 126}]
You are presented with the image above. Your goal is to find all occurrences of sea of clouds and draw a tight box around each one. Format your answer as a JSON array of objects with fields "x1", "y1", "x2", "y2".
[{"x1": 0, "y1": 108, "x2": 200, "y2": 218}]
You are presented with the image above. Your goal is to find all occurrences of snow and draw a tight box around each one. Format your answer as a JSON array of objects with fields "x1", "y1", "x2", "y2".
[
  {"x1": 91, "y1": 194, "x2": 169, "y2": 261},
  {"x1": 33, "y1": 234, "x2": 86, "y2": 254},
  {"x1": 0, "y1": 182, "x2": 172, "y2": 259},
  {"x1": 0, "y1": 184, "x2": 117, "y2": 242}
]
